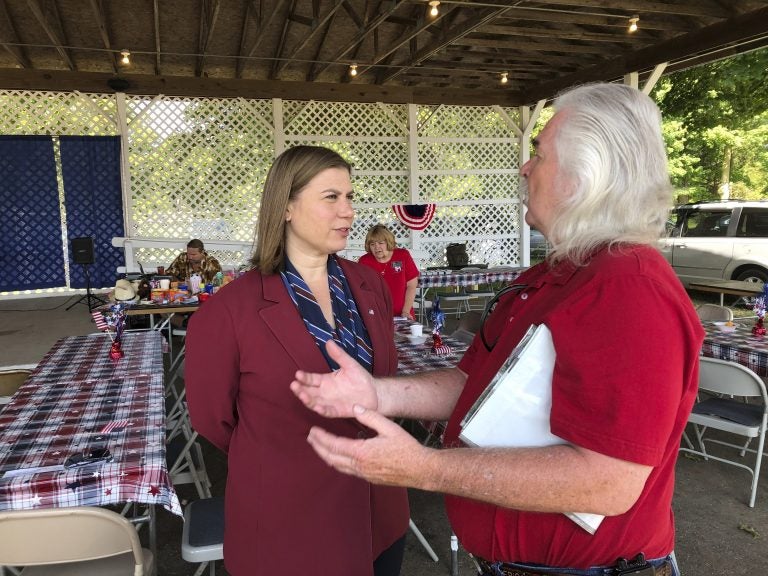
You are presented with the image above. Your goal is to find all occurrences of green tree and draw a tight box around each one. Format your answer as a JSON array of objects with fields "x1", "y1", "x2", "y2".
[{"x1": 653, "y1": 48, "x2": 768, "y2": 201}]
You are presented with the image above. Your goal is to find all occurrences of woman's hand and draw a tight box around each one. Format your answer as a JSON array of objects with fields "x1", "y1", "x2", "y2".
[
  {"x1": 307, "y1": 404, "x2": 431, "y2": 488},
  {"x1": 403, "y1": 310, "x2": 415, "y2": 321},
  {"x1": 290, "y1": 340, "x2": 378, "y2": 418}
]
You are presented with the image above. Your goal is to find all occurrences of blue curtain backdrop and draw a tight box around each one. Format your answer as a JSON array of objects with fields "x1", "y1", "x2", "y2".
[
  {"x1": 0, "y1": 136, "x2": 64, "y2": 291},
  {"x1": 60, "y1": 136, "x2": 125, "y2": 289}
]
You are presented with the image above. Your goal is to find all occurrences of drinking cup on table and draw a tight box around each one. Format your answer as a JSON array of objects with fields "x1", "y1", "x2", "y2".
[
  {"x1": 410, "y1": 324, "x2": 423, "y2": 337},
  {"x1": 159, "y1": 279, "x2": 170, "y2": 290}
]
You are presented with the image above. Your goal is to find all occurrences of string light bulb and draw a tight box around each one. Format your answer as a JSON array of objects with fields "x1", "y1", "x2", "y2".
[
  {"x1": 628, "y1": 16, "x2": 639, "y2": 33},
  {"x1": 428, "y1": 1, "x2": 440, "y2": 17},
  {"x1": 120, "y1": 49, "x2": 130, "y2": 65},
  {"x1": 500, "y1": 72, "x2": 508, "y2": 85},
  {"x1": 349, "y1": 63, "x2": 358, "y2": 77}
]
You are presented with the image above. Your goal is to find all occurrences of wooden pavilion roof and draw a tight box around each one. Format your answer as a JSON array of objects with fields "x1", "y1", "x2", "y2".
[{"x1": 0, "y1": 0, "x2": 766, "y2": 106}]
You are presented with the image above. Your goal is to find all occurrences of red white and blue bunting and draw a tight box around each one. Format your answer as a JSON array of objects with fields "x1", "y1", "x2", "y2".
[{"x1": 392, "y1": 203, "x2": 436, "y2": 231}]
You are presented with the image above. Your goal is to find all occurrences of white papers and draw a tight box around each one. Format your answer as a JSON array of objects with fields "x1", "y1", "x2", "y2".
[{"x1": 459, "y1": 323, "x2": 604, "y2": 535}]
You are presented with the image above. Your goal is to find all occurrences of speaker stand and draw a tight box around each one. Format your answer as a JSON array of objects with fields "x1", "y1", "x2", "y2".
[{"x1": 66, "y1": 264, "x2": 107, "y2": 312}]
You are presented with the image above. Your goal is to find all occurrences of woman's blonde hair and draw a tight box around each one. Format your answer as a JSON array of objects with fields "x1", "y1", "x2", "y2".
[
  {"x1": 364, "y1": 224, "x2": 396, "y2": 253},
  {"x1": 250, "y1": 146, "x2": 352, "y2": 274}
]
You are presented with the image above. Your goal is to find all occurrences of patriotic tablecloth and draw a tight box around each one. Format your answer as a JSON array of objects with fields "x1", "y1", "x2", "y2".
[
  {"x1": 701, "y1": 319, "x2": 768, "y2": 377},
  {"x1": 0, "y1": 331, "x2": 181, "y2": 517},
  {"x1": 394, "y1": 318, "x2": 469, "y2": 375},
  {"x1": 394, "y1": 319, "x2": 467, "y2": 443},
  {"x1": 418, "y1": 267, "x2": 524, "y2": 289}
]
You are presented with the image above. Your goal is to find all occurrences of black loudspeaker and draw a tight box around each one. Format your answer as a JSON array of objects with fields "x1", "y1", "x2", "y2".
[{"x1": 72, "y1": 237, "x2": 95, "y2": 265}]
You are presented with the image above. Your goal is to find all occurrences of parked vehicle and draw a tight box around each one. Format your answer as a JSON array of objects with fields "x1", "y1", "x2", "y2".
[
  {"x1": 530, "y1": 228, "x2": 548, "y2": 261},
  {"x1": 659, "y1": 200, "x2": 768, "y2": 286}
]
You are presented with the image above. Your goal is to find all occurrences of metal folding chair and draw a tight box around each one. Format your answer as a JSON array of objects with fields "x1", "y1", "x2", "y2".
[{"x1": 680, "y1": 357, "x2": 768, "y2": 507}]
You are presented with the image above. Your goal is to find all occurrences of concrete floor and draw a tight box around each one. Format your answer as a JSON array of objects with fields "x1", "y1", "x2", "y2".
[{"x1": 2, "y1": 294, "x2": 768, "y2": 575}]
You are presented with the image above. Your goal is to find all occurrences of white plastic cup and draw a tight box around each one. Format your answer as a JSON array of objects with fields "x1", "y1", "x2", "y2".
[
  {"x1": 410, "y1": 324, "x2": 423, "y2": 337},
  {"x1": 159, "y1": 279, "x2": 170, "y2": 290}
]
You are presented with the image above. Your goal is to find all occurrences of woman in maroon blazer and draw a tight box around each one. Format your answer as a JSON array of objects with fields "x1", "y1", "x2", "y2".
[{"x1": 185, "y1": 146, "x2": 409, "y2": 576}]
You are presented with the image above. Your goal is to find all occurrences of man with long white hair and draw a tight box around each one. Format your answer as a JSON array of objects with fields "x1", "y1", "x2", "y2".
[{"x1": 290, "y1": 83, "x2": 703, "y2": 576}]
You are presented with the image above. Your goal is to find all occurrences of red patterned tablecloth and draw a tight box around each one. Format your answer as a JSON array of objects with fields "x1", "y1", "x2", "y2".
[
  {"x1": 394, "y1": 318, "x2": 469, "y2": 375},
  {"x1": 0, "y1": 332, "x2": 181, "y2": 517},
  {"x1": 701, "y1": 319, "x2": 768, "y2": 377}
]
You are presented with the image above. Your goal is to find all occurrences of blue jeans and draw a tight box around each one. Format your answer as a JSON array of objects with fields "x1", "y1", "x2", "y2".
[{"x1": 478, "y1": 553, "x2": 680, "y2": 576}]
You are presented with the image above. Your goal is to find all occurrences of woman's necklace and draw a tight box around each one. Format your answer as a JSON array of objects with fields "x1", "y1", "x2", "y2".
[{"x1": 375, "y1": 258, "x2": 389, "y2": 275}]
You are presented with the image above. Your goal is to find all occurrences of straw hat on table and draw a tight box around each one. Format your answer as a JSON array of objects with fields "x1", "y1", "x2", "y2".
[{"x1": 111, "y1": 279, "x2": 139, "y2": 303}]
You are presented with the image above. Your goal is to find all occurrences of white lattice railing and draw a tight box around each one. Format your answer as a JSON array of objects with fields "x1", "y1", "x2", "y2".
[
  {"x1": 1, "y1": 89, "x2": 545, "y2": 297},
  {"x1": 111, "y1": 237, "x2": 254, "y2": 274}
]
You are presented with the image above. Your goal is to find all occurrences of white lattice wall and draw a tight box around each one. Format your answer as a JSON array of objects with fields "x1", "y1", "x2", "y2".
[{"x1": 0, "y1": 89, "x2": 528, "y2": 281}]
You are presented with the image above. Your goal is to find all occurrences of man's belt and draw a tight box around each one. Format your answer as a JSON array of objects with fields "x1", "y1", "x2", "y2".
[{"x1": 475, "y1": 557, "x2": 673, "y2": 576}]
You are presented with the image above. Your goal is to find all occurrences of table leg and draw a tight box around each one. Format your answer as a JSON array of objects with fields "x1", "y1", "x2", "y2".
[
  {"x1": 149, "y1": 504, "x2": 157, "y2": 576},
  {"x1": 419, "y1": 288, "x2": 432, "y2": 324}
]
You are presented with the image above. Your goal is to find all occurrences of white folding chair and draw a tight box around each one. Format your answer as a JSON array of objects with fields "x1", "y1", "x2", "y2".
[
  {"x1": 458, "y1": 270, "x2": 493, "y2": 313},
  {"x1": 0, "y1": 367, "x2": 33, "y2": 405},
  {"x1": 695, "y1": 303, "x2": 734, "y2": 322},
  {"x1": 413, "y1": 298, "x2": 433, "y2": 325},
  {"x1": 466, "y1": 290, "x2": 494, "y2": 312},
  {"x1": 181, "y1": 496, "x2": 224, "y2": 576},
  {"x1": 165, "y1": 365, "x2": 213, "y2": 499},
  {"x1": 440, "y1": 293, "x2": 474, "y2": 318},
  {"x1": 409, "y1": 519, "x2": 439, "y2": 562},
  {"x1": 166, "y1": 388, "x2": 213, "y2": 500},
  {"x1": 447, "y1": 311, "x2": 482, "y2": 345},
  {"x1": 0, "y1": 506, "x2": 153, "y2": 575},
  {"x1": 680, "y1": 356, "x2": 768, "y2": 507}
]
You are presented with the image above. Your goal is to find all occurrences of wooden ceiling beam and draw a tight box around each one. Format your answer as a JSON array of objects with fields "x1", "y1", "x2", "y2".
[
  {"x1": 496, "y1": 0, "x2": 730, "y2": 19},
  {"x1": 153, "y1": 0, "x2": 161, "y2": 74},
  {"x1": 422, "y1": 57, "x2": 569, "y2": 77},
  {"x1": 452, "y1": 36, "x2": 613, "y2": 55},
  {"x1": 477, "y1": 23, "x2": 649, "y2": 43},
  {"x1": 0, "y1": 0, "x2": 31, "y2": 68},
  {"x1": 378, "y1": 6, "x2": 514, "y2": 84},
  {"x1": 196, "y1": 0, "x2": 221, "y2": 77},
  {"x1": 274, "y1": 0, "x2": 345, "y2": 76},
  {"x1": 237, "y1": 0, "x2": 290, "y2": 79},
  {"x1": 442, "y1": 45, "x2": 588, "y2": 66},
  {"x1": 361, "y1": 7, "x2": 433, "y2": 77},
  {"x1": 524, "y1": 5, "x2": 768, "y2": 104},
  {"x1": 312, "y1": 0, "x2": 407, "y2": 78},
  {"x1": 0, "y1": 67, "x2": 524, "y2": 107},
  {"x1": 26, "y1": 0, "x2": 74, "y2": 70},
  {"x1": 236, "y1": 0, "x2": 259, "y2": 79},
  {"x1": 88, "y1": 0, "x2": 117, "y2": 73},
  {"x1": 270, "y1": 0, "x2": 296, "y2": 79},
  {"x1": 492, "y1": 7, "x2": 695, "y2": 33}
]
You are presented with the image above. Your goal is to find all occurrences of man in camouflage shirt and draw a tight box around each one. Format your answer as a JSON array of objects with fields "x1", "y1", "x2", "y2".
[{"x1": 166, "y1": 239, "x2": 222, "y2": 285}]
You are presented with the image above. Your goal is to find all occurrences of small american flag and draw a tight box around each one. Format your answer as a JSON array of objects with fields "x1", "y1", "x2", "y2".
[
  {"x1": 91, "y1": 310, "x2": 109, "y2": 331},
  {"x1": 431, "y1": 345, "x2": 453, "y2": 355},
  {"x1": 101, "y1": 419, "x2": 130, "y2": 434}
]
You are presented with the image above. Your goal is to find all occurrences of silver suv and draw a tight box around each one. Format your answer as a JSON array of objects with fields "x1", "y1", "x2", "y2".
[{"x1": 660, "y1": 200, "x2": 768, "y2": 285}]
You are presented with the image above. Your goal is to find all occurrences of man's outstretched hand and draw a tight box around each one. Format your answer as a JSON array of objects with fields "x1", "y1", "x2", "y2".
[
  {"x1": 290, "y1": 340, "x2": 378, "y2": 418},
  {"x1": 307, "y1": 404, "x2": 430, "y2": 488}
]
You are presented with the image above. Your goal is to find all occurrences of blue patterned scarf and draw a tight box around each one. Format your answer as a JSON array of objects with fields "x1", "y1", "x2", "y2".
[{"x1": 281, "y1": 256, "x2": 374, "y2": 373}]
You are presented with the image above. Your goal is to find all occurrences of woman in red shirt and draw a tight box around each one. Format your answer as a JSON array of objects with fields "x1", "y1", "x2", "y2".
[{"x1": 358, "y1": 224, "x2": 419, "y2": 319}]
